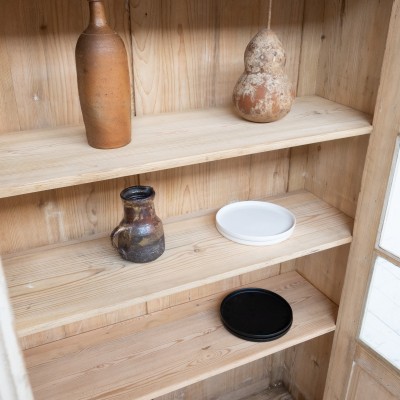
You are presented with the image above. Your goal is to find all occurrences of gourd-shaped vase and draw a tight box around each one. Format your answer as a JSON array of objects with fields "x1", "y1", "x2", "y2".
[
  {"x1": 111, "y1": 186, "x2": 165, "y2": 263},
  {"x1": 75, "y1": 0, "x2": 131, "y2": 149},
  {"x1": 232, "y1": 29, "x2": 295, "y2": 123}
]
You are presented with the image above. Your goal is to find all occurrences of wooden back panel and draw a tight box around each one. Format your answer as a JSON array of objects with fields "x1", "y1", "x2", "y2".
[{"x1": 0, "y1": 0, "x2": 304, "y2": 254}]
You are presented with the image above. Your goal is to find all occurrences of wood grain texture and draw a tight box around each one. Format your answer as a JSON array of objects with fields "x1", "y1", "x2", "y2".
[
  {"x1": 23, "y1": 271, "x2": 337, "y2": 400},
  {"x1": 296, "y1": 0, "x2": 324, "y2": 96},
  {"x1": 20, "y1": 267, "x2": 281, "y2": 350},
  {"x1": 130, "y1": 0, "x2": 303, "y2": 115},
  {"x1": 140, "y1": 150, "x2": 290, "y2": 221},
  {"x1": 0, "y1": 0, "x2": 81, "y2": 130},
  {"x1": 287, "y1": 145, "x2": 308, "y2": 192},
  {"x1": 290, "y1": 3, "x2": 385, "y2": 393},
  {"x1": 347, "y1": 345, "x2": 400, "y2": 399},
  {"x1": 146, "y1": 265, "x2": 282, "y2": 315},
  {"x1": 0, "y1": 176, "x2": 139, "y2": 255},
  {"x1": 156, "y1": 355, "x2": 285, "y2": 400},
  {"x1": 292, "y1": 245, "x2": 350, "y2": 306},
  {"x1": 0, "y1": 1, "x2": 393, "y2": 398},
  {"x1": 0, "y1": 259, "x2": 33, "y2": 400},
  {"x1": 0, "y1": 96, "x2": 372, "y2": 199},
  {"x1": 324, "y1": 0, "x2": 400, "y2": 397},
  {"x1": 239, "y1": 385, "x2": 293, "y2": 400},
  {"x1": 305, "y1": 136, "x2": 369, "y2": 218},
  {"x1": 283, "y1": 333, "x2": 334, "y2": 400},
  {"x1": 347, "y1": 364, "x2": 399, "y2": 400},
  {"x1": 3, "y1": 190, "x2": 352, "y2": 340},
  {"x1": 0, "y1": 31, "x2": 20, "y2": 134},
  {"x1": 0, "y1": 0, "x2": 131, "y2": 132},
  {"x1": 316, "y1": 0, "x2": 393, "y2": 114}
]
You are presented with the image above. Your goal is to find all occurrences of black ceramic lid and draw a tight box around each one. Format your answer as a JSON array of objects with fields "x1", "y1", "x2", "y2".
[{"x1": 220, "y1": 288, "x2": 293, "y2": 342}]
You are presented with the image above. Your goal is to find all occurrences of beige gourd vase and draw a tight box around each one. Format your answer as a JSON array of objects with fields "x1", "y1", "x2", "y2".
[
  {"x1": 75, "y1": 0, "x2": 131, "y2": 149},
  {"x1": 232, "y1": 28, "x2": 295, "y2": 123}
]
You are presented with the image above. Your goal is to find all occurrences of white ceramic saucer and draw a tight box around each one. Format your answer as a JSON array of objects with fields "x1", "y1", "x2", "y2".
[{"x1": 216, "y1": 201, "x2": 296, "y2": 246}]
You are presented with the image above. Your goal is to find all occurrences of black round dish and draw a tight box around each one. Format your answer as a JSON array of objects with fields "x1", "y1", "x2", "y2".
[{"x1": 220, "y1": 288, "x2": 293, "y2": 342}]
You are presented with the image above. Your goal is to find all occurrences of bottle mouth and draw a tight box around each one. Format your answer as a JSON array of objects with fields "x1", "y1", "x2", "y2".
[{"x1": 120, "y1": 186, "x2": 155, "y2": 201}]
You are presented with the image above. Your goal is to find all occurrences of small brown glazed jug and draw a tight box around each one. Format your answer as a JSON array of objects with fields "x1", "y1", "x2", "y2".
[
  {"x1": 75, "y1": 0, "x2": 131, "y2": 149},
  {"x1": 232, "y1": 28, "x2": 295, "y2": 123},
  {"x1": 111, "y1": 186, "x2": 165, "y2": 263}
]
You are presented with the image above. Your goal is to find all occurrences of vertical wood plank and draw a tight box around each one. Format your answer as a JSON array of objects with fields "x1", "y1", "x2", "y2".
[
  {"x1": 1, "y1": 0, "x2": 55, "y2": 130},
  {"x1": 269, "y1": 0, "x2": 304, "y2": 92},
  {"x1": 287, "y1": 146, "x2": 308, "y2": 192},
  {"x1": 316, "y1": 0, "x2": 392, "y2": 114},
  {"x1": 1, "y1": 0, "x2": 80, "y2": 130},
  {"x1": 296, "y1": 0, "x2": 325, "y2": 96},
  {"x1": 131, "y1": 0, "x2": 218, "y2": 115},
  {"x1": 0, "y1": 37, "x2": 20, "y2": 133}
]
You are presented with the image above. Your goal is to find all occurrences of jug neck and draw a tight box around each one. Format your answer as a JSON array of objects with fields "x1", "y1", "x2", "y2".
[
  {"x1": 123, "y1": 200, "x2": 156, "y2": 222},
  {"x1": 120, "y1": 186, "x2": 157, "y2": 222}
]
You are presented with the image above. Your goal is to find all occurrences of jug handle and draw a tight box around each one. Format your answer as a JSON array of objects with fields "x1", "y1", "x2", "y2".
[{"x1": 110, "y1": 225, "x2": 126, "y2": 250}]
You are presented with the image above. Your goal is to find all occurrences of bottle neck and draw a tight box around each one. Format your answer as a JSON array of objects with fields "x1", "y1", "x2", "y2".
[{"x1": 86, "y1": 1, "x2": 110, "y2": 33}]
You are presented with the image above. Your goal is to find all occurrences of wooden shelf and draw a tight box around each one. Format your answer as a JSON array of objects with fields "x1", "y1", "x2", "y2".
[
  {"x1": 0, "y1": 96, "x2": 371, "y2": 199},
  {"x1": 24, "y1": 271, "x2": 337, "y2": 400},
  {"x1": 3, "y1": 190, "x2": 351, "y2": 341}
]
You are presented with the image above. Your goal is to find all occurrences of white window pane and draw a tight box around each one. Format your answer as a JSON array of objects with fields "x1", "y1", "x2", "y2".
[
  {"x1": 360, "y1": 257, "x2": 400, "y2": 370},
  {"x1": 380, "y1": 144, "x2": 400, "y2": 258}
]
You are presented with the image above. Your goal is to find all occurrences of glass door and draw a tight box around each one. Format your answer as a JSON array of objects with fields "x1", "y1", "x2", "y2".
[{"x1": 359, "y1": 140, "x2": 400, "y2": 371}]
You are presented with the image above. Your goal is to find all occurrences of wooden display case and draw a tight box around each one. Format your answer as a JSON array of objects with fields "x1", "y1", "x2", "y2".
[{"x1": 0, "y1": 0, "x2": 397, "y2": 399}]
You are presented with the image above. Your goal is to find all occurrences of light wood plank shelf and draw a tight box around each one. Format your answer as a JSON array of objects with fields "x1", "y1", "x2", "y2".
[
  {"x1": 0, "y1": 96, "x2": 372, "y2": 199},
  {"x1": 3, "y1": 190, "x2": 351, "y2": 340},
  {"x1": 24, "y1": 271, "x2": 336, "y2": 400}
]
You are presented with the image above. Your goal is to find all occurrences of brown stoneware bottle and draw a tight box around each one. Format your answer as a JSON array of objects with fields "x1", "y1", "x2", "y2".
[
  {"x1": 75, "y1": 0, "x2": 131, "y2": 149},
  {"x1": 232, "y1": 28, "x2": 295, "y2": 123},
  {"x1": 111, "y1": 186, "x2": 165, "y2": 263}
]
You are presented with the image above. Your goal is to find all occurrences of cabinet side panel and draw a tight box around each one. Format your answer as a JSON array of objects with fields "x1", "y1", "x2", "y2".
[
  {"x1": 155, "y1": 354, "x2": 284, "y2": 400},
  {"x1": 316, "y1": 0, "x2": 392, "y2": 114},
  {"x1": 130, "y1": 0, "x2": 304, "y2": 115},
  {"x1": 280, "y1": 246, "x2": 349, "y2": 400},
  {"x1": 283, "y1": 245, "x2": 350, "y2": 306},
  {"x1": 283, "y1": 333, "x2": 334, "y2": 400},
  {"x1": 304, "y1": 136, "x2": 369, "y2": 218}
]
